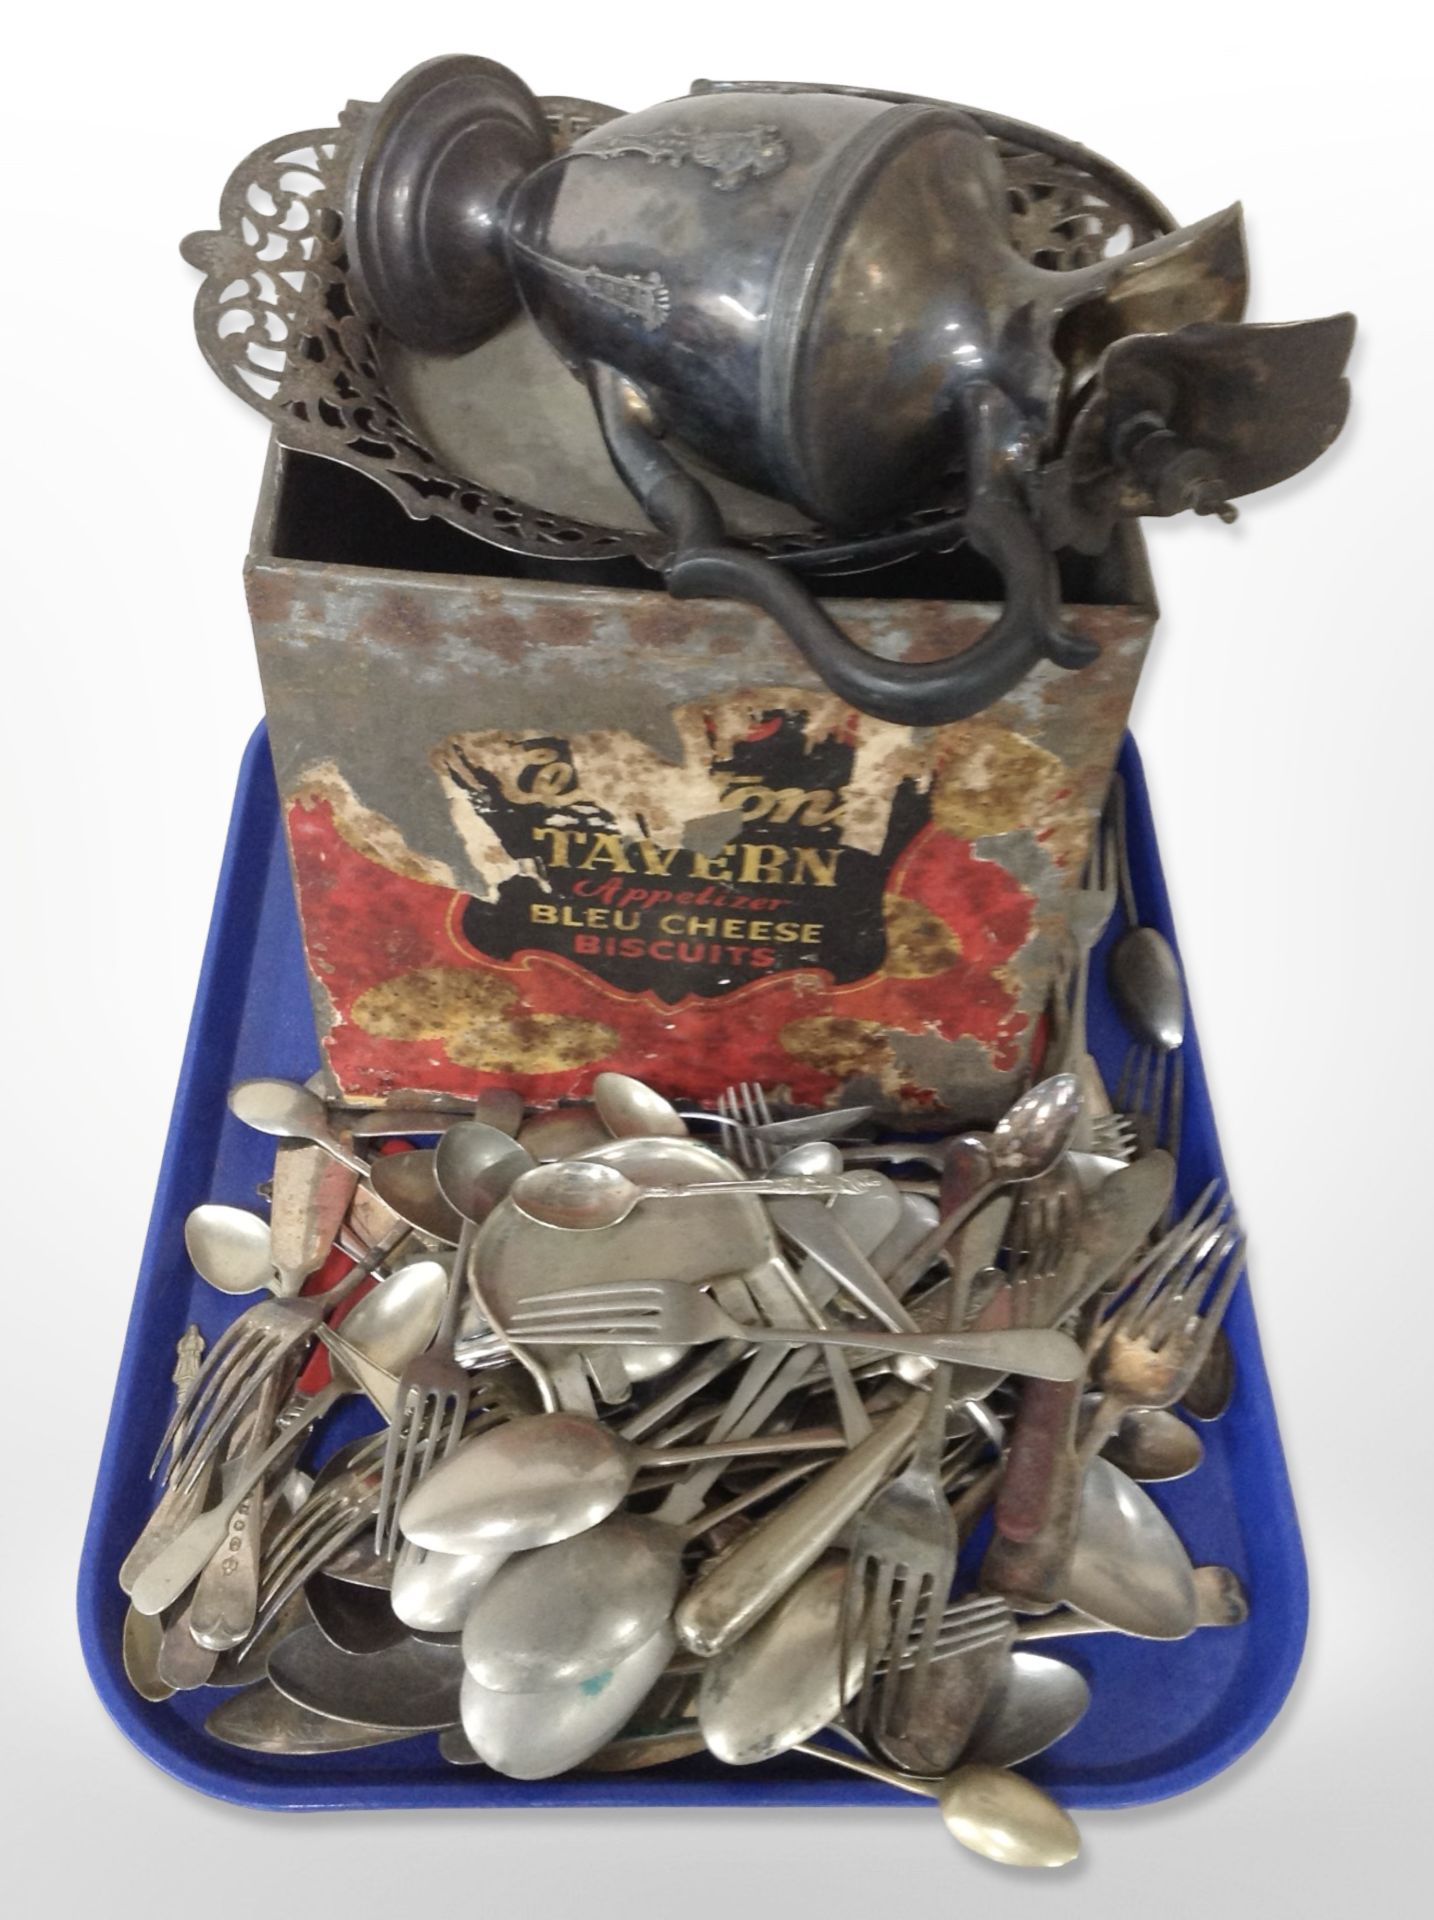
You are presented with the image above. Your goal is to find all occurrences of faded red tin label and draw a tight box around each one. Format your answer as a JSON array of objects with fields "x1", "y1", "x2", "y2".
[{"x1": 286, "y1": 685, "x2": 1096, "y2": 1117}]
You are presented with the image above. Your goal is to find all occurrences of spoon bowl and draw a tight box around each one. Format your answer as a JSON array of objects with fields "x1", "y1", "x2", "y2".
[
  {"x1": 1109, "y1": 925, "x2": 1184, "y2": 1051},
  {"x1": 938, "y1": 1763, "x2": 1081, "y2": 1867},
  {"x1": 184, "y1": 1204, "x2": 275, "y2": 1295},
  {"x1": 458, "y1": 1623, "x2": 676, "y2": 1778},
  {"x1": 518, "y1": 1105, "x2": 612, "y2": 1161},
  {"x1": 1060, "y1": 1457, "x2": 1199, "y2": 1638},
  {"x1": 963, "y1": 1652, "x2": 1091, "y2": 1768},
  {"x1": 1102, "y1": 1407, "x2": 1205, "y2": 1482},
  {"x1": 268, "y1": 1624, "x2": 465, "y2": 1731},
  {"x1": 391, "y1": 1539, "x2": 509, "y2": 1634},
  {"x1": 369, "y1": 1149, "x2": 465, "y2": 1243},
  {"x1": 592, "y1": 1071, "x2": 689, "y2": 1139},
  {"x1": 435, "y1": 1120, "x2": 534, "y2": 1224},
  {"x1": 461, "y1": 1513, "x2": 684, "y2": 1690}
]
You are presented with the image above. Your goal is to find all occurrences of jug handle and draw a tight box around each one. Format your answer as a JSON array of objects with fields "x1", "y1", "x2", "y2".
[{"x1": 588, "y1": 365, "x2": 1096, "y2": 728}]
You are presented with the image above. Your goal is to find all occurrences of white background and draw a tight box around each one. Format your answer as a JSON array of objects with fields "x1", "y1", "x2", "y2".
[{"x1": 5, "y1": 3, "x2": 1431, "y2": 1911}]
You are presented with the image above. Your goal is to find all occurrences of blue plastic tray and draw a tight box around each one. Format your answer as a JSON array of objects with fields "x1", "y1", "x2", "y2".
[{"x1": 78, "y1": 725, "x2": 1306, "y2": 1811}]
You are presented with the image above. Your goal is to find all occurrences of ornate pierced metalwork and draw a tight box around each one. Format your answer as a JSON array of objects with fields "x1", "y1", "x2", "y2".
[
  {"x1": 182, "y1": 93, "x2": 1170, "y2": 568},
  {"x1": 995, "y1": 137, "x2": 1157, "y2": 269}
]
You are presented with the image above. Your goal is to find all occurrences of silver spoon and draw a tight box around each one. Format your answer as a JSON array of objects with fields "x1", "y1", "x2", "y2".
[
  {"x1": 461, "y1": 1511, "x2": 684, "y2": 1691},
  {"x1": 1057, "y1": 1456, "x2": 1199, "y2": 1638},
  {"x1": 205, "y1": 1679, "x2": 416, "y2": 1755},
  {"x1": 508, "y1": 1158, "x2": 882, "y2": 1229},
  {"x1": 228, "y1": 1077, "x2": 368, "y2": 1175},
  {"x1": 1182, "y1": 1327, "x2": 1235, "y2": 1421},
  {"x1": 1110, "y1": 926, "x2": 1184, "y2": 1052},
  {"x1": 517, "y1": 1105, "x2": 612, "y2": 1161},
  {"x1": 306, "y1": 1571, "x2": 411, "y2": 1657},
  {"x1": 397, "y1": 1410, "x2": 846, "y2": 1558},
  {"x1": 268, "y1": 1624, "x2": 465, "y2": 1731},
  {"x1": 961, "y1": 1652, "x2": 1091, "y2": 1768},
  {"x1": 1102, "y1": 1406, "x2": 1205, "y2": 1482},
  {"x1": 592, "y1": 1071, "x2": 689, "y2": 1139},
  {"x1": 1106, "y1": 777, "x2": 1185, "y2": 1049},
  {"x1": 434, "y1": 1120, "x2": 533, "y2": 1224},
  {"x1": 369, "y1": 1148, "x2": 465, "y2": 1243},
  {"x1": 391, "y1": 1539, "x2": 509, "y2": 1634},
  {"x1": 698, "y1": 1554, "x2": 859, "y2": 1765},
  {"x1": 796, "y1": 1745, "x2": 1080, "y2": 1867},
  {"x1": 1015, "y1": 1563, "x2": 1248, "y2": 1641},
  {"x1": 184, "y1": 1204, "x2": 281, "y2": 1296},
  {"x1": 456, "y1": 1456, "x2": 836, "y2": 1695},
  {"x1": 458, "y1": 1622, "x2": 676, "y2": 1779}
]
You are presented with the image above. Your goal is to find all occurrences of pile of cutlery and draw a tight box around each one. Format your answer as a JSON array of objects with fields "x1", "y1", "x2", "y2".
[{"x1": 117, "y1": 804, "x2": 1246, "y2": 1871}]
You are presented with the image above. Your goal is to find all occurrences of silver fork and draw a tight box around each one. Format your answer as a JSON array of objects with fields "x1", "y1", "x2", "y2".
[
  {"x1": 502, "y1": 1281, "x2": 1087, "y2": 1379},
  {"x1": 721, "y1": 1081, "x2": 872, "y2": 1447},
  {"x1": 873, "y1": 1594, "x2": 1016, "y2": 1675},
  {"x1": 152, "y1": 1224, "x2": 409, "y2": 1488},
  {"x1": 1079, "y1": 1192, "x2": 1245, "y2": 1466},
  {"x1": 373, "y1": 1249, "x2": 472, "y2": 1557},
  {"x1": 1116, "y1": 1043, "x2": 1185, "y2": 1165},
  {"x1": 1087, "y1": 1111, "x2": 1139, "y2": 1162},
  {"x1": 245, "y1": 1432, "x2": 389, "y2": 1647},
  {"x1": 1050, "y1": 814, "x2": 1118, "y2": 1086},
  {"x1": 1004, "y1": 1164, "x2": 1081, "y2": 1332},
  {"x1": 842, "y1": 1389, "x2": 960, "y2": 1756}
]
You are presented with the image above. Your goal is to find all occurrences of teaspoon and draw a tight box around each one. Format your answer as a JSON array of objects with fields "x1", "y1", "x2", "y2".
[
  {"x1": 796, "y1": 1744, "x2": 1080, "y2": 1867},
  {"x1": 228, "y1": 1077, "x2": 369, "y2": 1175},
  {"x1": 508, "y1": 1159, "x2": 882, "y2": 1230}
]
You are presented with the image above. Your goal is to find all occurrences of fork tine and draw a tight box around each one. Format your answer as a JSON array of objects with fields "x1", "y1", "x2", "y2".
[
  {"x1": 1150, "y1": 1221, "x2": 1242, "y2": 1350},
  {"x1": 375, "y1": 1389, "x2": 424, "y2": 1555},
  {"x1": 849, "y1": 1556, "x2": 894, "y2": 1738},
  {"x1": 258, "y1": 1501, "x2": 343, "y2": 1603},
  {"x1": 171, "y1": 1342, "x2": 283, "y2": 1489},
  {"x1": 737, "y1": 1083, "x2": 766, "y2": 1169},
  {"x1": 882, "y1": 1616, "x2": 1013, "y2": 1674},
  {"x1": 877, "y1": 1568, "x2": 929, "y2": 1741},
  {"x1": 150, "y1": 1322, "x2": 261, "y2": 1475},
  {"x1": 1184, "y1": 1233, "x2": 1246, "y2": 1368},
  {"x1": 515, "y1": 1283, "x2": 666, "y2": 1312},
  {"x1": 387, "y1": 1402, "x2": 434, "y2": 1543},
  {"x1": 253, "y1": 1510, "x2": 365, "y2": 1642},
  {"x1": 502, "y1": 1318, "x2": 660, "y2": 1343},
  {"x1": 166, "y1": 1335, "x2": 276, "y2": 1484},
  {"x1": 421, "y1": 1391, "x2": 463, "y2": 1481}
]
